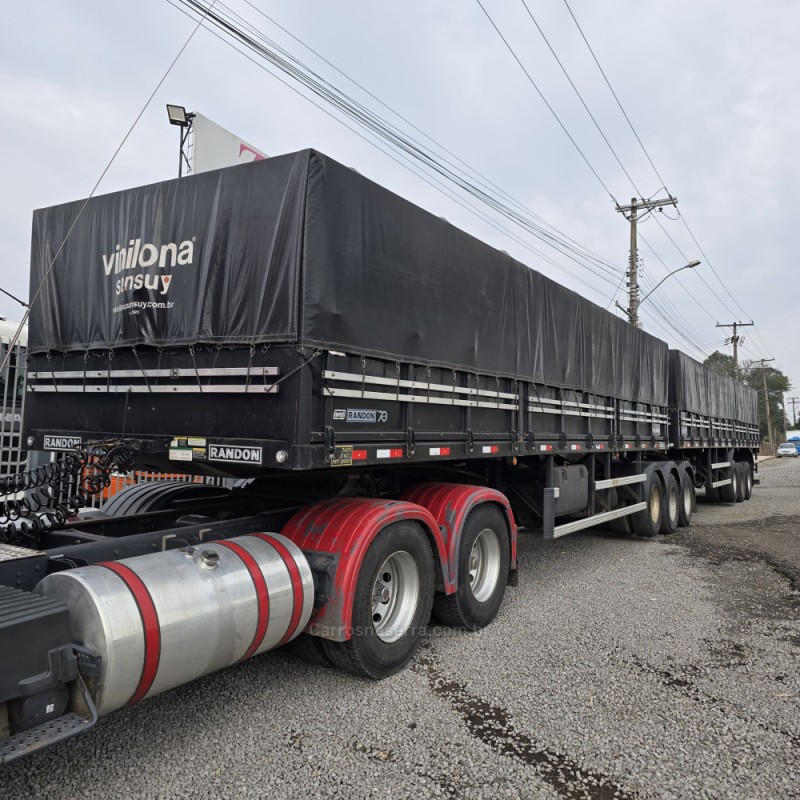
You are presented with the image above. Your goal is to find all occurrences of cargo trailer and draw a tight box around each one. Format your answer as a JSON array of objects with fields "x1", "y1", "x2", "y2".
[{"x1": 0, "y1": 149, "x2": 759, "y2": 760}]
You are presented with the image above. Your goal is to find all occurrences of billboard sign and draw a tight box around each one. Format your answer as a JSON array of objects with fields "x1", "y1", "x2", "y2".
[{"x1": 190, "y1": 113, "x2": 267, "y2": 174}]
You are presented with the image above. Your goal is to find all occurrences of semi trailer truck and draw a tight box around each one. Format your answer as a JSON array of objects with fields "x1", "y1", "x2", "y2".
[{"x1": 0, "y1": 149, "x2": 759, "y2": 761}]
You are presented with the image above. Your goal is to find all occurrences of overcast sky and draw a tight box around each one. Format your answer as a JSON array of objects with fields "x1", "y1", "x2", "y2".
[{"x1": 1, "y1": 1, "x2": 797, "y2": 401}]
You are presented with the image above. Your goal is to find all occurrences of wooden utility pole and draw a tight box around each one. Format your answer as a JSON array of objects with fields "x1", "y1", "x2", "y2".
[
  {"x1": 716, "y1": 321, "x2": 754, "y2": 378},
  {"x1": 616, "y1": 195, "x2": 678, "y2": 327}
]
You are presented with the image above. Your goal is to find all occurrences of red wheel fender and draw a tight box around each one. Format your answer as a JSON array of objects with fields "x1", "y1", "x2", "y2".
[
  {"x1": 399, "y1": 483, "x2": 517, "y2": 593},
  {"x1": 281, "y1": 498, "x2": 445, "y2": 642}
]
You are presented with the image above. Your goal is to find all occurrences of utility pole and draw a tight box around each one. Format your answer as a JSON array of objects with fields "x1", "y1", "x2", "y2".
[
  {"x1": 716, "y1": 321, "x2": 754, "y2": 378},
  {"x1": 616, "y1": 195, "x2": 678, "y2": 327},
  {"x1": 788, "y1": 396, "x2": 799, "y2": 429},
  {"x1": 752, "y1": 358, "x2": 775, "y2": 445}
]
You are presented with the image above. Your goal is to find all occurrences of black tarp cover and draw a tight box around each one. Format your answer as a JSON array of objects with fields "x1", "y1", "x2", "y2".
[
  {"x1": 668, "y1": 350, "x2": 758, "y2": 423},
  {"x1": 29, "y1": 149, "x2": 669, "y2": 404}
]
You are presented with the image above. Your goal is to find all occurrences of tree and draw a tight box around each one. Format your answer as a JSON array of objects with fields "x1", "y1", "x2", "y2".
[{"x1": 703, "y1": 350, "x2": 736, "y2": 378}]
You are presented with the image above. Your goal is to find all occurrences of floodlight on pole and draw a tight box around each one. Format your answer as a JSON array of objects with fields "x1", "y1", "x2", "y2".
[{"x1": 166, "y1": 104, "x2": 195, "y2": 177}]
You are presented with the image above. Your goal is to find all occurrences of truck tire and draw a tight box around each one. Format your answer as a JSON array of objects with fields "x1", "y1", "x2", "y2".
[
  {"x1": 100, "y1": 480, "x2": 228, "y2": 516},
  {"x1": 734, "y1": 463, "x2": 746, "y2": 502},
  {"x1": 719, "y1": 465, "x2": 739, "y2": 503},
  {"x1": 322, "y1": 521, "x2": 434, "y2": 679},
  {"x1": 660, "y1": 474, "x2": 680, "y2": 535},
  {"x1": 742, "y1": 463, "x2": 753, "y2": 500},
  {"x1": 677, "y1": 470, "x2": 694, "y2": 527},
  {"x1": 630, "y1": 471, "x2": 663, "y2": 538},
  {"x1": 432, "y1": 505, "x2": 510, "y2": 631}
]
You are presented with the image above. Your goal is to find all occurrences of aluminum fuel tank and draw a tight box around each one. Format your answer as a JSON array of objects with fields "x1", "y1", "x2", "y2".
[{"x1": 36, "y1": 533, "x2": 313, "y2": 716}]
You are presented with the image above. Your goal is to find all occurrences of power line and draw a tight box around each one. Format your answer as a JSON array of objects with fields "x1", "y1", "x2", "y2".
[
  {"x1": 560, "y1": 0, "x2": 773, "y2": 358},
  {"x1": 503, "y1": 1, "x2": 714, "y2": 350},
  {"x1": 1, "y1": 1, "x2": 217, "y2": 371},
  {"x1": 171, "y1": 0, "x2": 629, "y2": 298},
  {"x1": 474, "y1": 0, "x2": 617, "y2": 201},
  {"x1": 518, "y1": 0, "x2": 643, "y2": 197},
  {"x1": 560, "y1": 0, "x2": 669, "y2": 190}
]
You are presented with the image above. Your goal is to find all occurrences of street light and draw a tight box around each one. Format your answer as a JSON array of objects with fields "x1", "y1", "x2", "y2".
[
  {"x1": 617, "y1": 259, "x2": 700, "y2": 327},
  {"x1": 166, "y1": 104, "x2": 195, "y2": 177},
  {"x1": 638, "y1": 260, "x2": 700, "y2": 306}
]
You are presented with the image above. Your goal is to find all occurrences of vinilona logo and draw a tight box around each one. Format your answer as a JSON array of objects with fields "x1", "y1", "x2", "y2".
[{"x1": 103, "y1": 237, "x2": 195, "y2": 302}]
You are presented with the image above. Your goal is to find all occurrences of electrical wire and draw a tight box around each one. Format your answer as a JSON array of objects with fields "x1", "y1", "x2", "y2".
[
  {"x1": 1, "y1": 1, "x2": 218, "y2": 373},
  {"x1": 500, "y1": 0, "x2": 714, "y2": 353},
  {"x1": 561, "y1": 0, "x2": 669, "y2": 191},
  {"x1": 474, "y1": 0, "x2": 617, "y2": 201},
  {"x1": 561, "y1": 0, "x2": 774, "y2": 359},
  {"x1": 171, "y1": 0, "x2": 752, "y2": 361},
  {"x1": 170, "y1": 0, "x2": 628, "y2": 296}
]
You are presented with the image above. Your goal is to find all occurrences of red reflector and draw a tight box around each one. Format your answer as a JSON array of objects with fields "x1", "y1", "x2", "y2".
[
  {"x1": 352, "y1": 450, "x2": 368, "y2": 460},
  {"x1": 441, "y1": 447, "x2": 451, "y2": 456},
  {"x1": 389, "y1": 448, "x2": 403, "y2": 459}
]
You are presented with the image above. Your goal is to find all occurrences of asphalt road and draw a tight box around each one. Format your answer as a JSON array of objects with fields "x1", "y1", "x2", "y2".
[{"x1": 3, "y1": 458, "x2": 799, "y2": 799}]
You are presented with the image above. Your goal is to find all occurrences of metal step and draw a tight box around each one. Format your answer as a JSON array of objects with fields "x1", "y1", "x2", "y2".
[{"x1": 0, "y1": 711, "x2": 95, "y2": 763}]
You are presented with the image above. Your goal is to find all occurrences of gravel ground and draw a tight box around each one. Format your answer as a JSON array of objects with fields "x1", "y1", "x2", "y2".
[{"x1": 3, "y1": 459, "x2": 799, "y2": 799}]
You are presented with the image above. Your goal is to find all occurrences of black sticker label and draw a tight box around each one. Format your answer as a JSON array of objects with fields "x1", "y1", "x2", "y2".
[
  {"x1": 208, "y1": 444, "x2": 263, "y2": 464},
  {"x1": 43, "y1": 435, "x2": 82, "y2": 450}
]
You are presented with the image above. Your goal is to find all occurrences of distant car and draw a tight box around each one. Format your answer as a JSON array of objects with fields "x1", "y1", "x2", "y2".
[
  {"x1": 790, "y1": 438, "x2": 800, "y2": 455},
  {"x1": 776, "y1": 442, "x2": 799, "y2": 458}
]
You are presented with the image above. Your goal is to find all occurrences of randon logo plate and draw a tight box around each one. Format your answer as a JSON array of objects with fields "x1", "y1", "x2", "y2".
[{"x1": 208, "y1": 444, "x2": 263, "y2": 464}]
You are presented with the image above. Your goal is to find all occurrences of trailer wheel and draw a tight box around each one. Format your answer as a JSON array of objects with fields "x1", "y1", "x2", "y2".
[
  {"x1": 100, "y1": 480, "x2": 229, "y2": 516},
  {"x1": 433, "y1": 505, "x2": 510, "y2": 631},
  {"x1": 677, "y1": 471, "x2": 694, "y2": 527},
  {"x1": 322, "y1": 521, "x2": 434, "y2": 679},
  {"x1": 660, "y1": 474, "x2": 680, "y2": 535},
  {"x1": 742, "y1": 463, "x2": 753, "y2": 500},
  {"x1": 630, "y1": 472, "x2": 663, "y2": 538},
  {"x1": 719, "y1": 465, "x2": 739, "y2": 503}
]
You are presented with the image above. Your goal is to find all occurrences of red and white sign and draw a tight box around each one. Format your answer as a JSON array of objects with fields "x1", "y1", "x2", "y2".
[{"x1": 190, "y1": 113, "x2": 268, "y2": 174}]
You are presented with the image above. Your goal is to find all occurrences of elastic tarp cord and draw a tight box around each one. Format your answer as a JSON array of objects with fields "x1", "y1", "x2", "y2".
[
  {"x1": 132, "y1": 346, "x2": 152, "y2": 393},
  {"x1": 46, "y1": 352, "x2": 58, "y2": 393},
  {"x1": 188, "y1": 346, "x2": 203, "y2": 394},
  {"x1": 272, "y1": 347, "x2": 323, "y2": 395}
]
